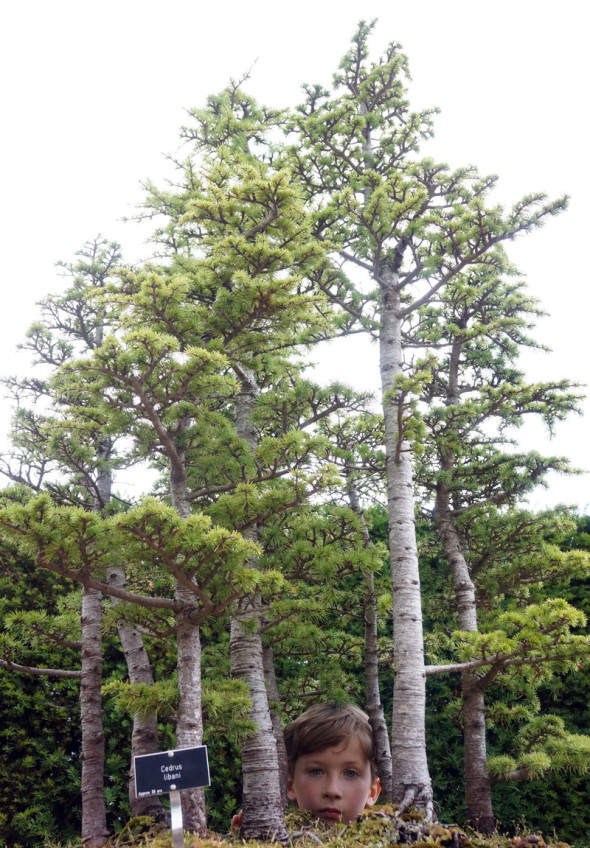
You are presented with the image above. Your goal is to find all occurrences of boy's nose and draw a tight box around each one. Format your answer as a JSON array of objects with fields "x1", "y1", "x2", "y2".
[{"x1": 324, "y1": 776, "x2": 343, "y2": 798}]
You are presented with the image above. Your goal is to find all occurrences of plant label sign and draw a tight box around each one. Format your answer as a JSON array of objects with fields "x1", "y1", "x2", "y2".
[{"x1": 135, "y1": 745, "x2": 210, "y2": 797}]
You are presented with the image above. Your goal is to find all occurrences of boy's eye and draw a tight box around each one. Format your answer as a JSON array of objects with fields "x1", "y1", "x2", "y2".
[
  {"x1": 307, "y1": 767, "x2": 323, "y2": 776},
  {"x1": 344, "y1": 769, "x2": 359, "y2": 779}
]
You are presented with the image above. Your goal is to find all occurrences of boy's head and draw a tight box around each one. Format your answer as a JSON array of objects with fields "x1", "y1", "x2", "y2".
[{"x1": 284, "y1": 703, "x2": 381, "y2": 825}]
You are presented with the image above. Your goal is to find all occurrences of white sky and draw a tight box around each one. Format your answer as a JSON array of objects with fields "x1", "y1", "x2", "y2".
[{"x1": 0, "y1": 0, "x2": 588, "y2": 512}]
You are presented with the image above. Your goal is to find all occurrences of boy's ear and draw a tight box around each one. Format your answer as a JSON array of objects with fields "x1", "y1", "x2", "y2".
[
  {"x1": 364, "y1": 777, "x2": 381, "y2": 808},
  {"x1": 286, "y1": 776, "x2": 297, "y2": 802}
]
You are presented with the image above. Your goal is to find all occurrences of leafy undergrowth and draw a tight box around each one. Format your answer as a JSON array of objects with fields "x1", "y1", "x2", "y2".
[{"x1": 46, "y1": 807, "x2": 573, "y2": 848}]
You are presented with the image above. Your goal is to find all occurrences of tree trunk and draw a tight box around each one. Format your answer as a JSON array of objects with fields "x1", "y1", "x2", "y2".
[
  {"x1": 169, "y1": 444, "x2": 207, "y2": 835},
  {"x1": 175, "y1": 595, "x2": 207, "y2": 834},
  {"x1": 434, "y1": 488, "x2": 495, "y2": 833},
  {"x1": 462, "y1": 676, "x2": 495, "y2": 833},
  {"x1": 379, "y1": 262, "x2": 433, "y2": 817},
  {"x1": 78, "y1": 441, "x2": 111, "y2": 847},
  {"x1": 263, "y1": 643, "x2": 289, "y2": 808},
  {"x1": 231, "y1": 370, "x2": 288, "y2": 841},
  {"x1": 231, "y1": 606, "x2": 287, "y2": 839},
  {"x1": 432, "y1": 329, "x2": 496, "y2": 834},
  {"x1": 106, "y1": 565, "x2": 165, "y2": 821},
  {"x1": 80, "y1": 585, "x2": 109, "y2": 847},
  {"x1": 98, "y1": 433, "x2": 164, "y2": 821},
  {"x1": 346, "y1": 474, "x2": 393, "y2": 799}
]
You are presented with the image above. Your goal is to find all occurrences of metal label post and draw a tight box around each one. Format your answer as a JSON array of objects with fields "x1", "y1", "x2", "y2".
[{"x1": 169, "y1": 790, "x2": 184, "y2": 848}]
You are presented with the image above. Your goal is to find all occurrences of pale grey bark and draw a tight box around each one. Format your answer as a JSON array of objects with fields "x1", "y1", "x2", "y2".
[
  {"x1": 379, "y1": 262, "x2": 433, "y2": 817},
  {"x1": 77, "y1": 441, "x2": 111, "y2": 848},
  {"x1": 97, "y1": 436, "x2": 165, "y2": 821},
  {"x1": 175, "y1": 593, "x2": 206, "y2": 834},
  {"x1": 462, "y1": 677, "x2": 493, "y2": 832},
  {"x1": 434, "y1": 498, "x2": 478, "y2": 632},
  {"x1": 357, "y1": 101, "x2": 433, "y2": 814},
  {"x1": 94, "y1": 439, "x2": 112, "y2": 509},
  {"x1": 432, "y1": 336, "x2": 495, "y2": 833},
  {"x1": 106, "y1": 565, "x2": 165, "y2": 821},
  {"x1": 263, "y1": 643, "x2": 289, "y2": 808},
  {"x1": 434, "y1": 493, "x2": 495, "y2": 832},
  {"x1": 0, "y1": 660, "x2": 81, "y2": 677},
  {"x1": 231, "y1": 607, "x2": 287, "y2": 839},
  {"x1": 169, "y1": 437, "x2": 207, "y2": 835},
  {"x1": 231, "y1": 370, "x2": 288, "y2": 841},
  {"x1": 80, "y1": 585, "x2": 109, "y2": 848},
  {"x1": 346, "y1": 474, "x2": 393, "y2": 799}
]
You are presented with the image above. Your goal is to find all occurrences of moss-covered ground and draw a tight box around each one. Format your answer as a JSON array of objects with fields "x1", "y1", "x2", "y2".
[{"x1": 49, "y1": 806, "x2": 575, "y2": 848}]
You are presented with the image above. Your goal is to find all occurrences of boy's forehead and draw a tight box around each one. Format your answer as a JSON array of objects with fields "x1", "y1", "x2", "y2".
[{"x1": 298, "y1": 737, "x2": 369, "y2": 762}]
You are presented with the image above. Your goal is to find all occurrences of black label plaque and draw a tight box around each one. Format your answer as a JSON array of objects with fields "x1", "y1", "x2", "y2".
[{"x1": 135, "y1": 746, "x2": 210, "y2": 796}]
